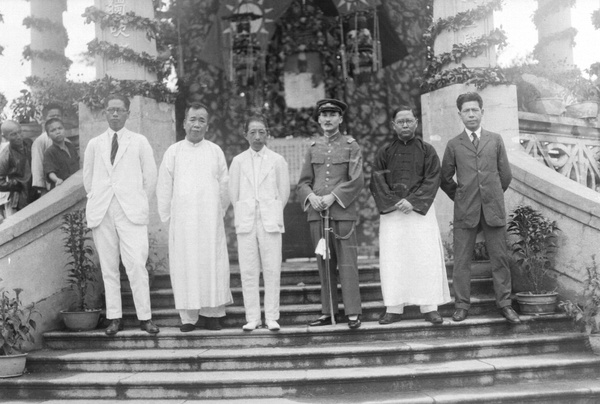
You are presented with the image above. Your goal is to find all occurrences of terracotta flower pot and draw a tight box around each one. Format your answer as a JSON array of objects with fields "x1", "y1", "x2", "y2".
[
  {"x1": 515, "y1": 292, "x2": 558, "y2": 315},
  {"x1": 0, "y1": 353, "x2": 27, "y2": 378},
  {"x1": 61, "y1": 309, "x2": 102, "y2": 331}
]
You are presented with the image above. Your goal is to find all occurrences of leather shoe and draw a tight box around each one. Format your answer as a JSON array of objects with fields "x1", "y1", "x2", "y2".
[
  {"x1": 309, "y1": 316, "x2": 333, "y2": 326},
  {"x1": 379, "y1": 313, "x2": 402, "y2": 325},
  {"x1": 206, "y1": 317, "x2": 222, "y2": 330},
  {"x1": 242, "y1": 320, "x2": 261, "y2": 331},
  {"x1": 179, "y1": 323, "x2": 195, "y2": 332},
  {"x1": 265, "y1": 320, "x2": 280, "y2": 331},
  {"x1": 452, "y1": 308, "x2": 468, "y2": 322},
  {"x1": 347, "y1": 315, "x2": 361, "y2": 329},
  {"x1": 424, "y1": 311, "x2": 443, "y2": 324},
  {"x1": 501, "y1": 306, "x2": 522, "y2": 324},
  {"x1": 105, "y1": 319, "x2": 123, "y2": 336},
  {"x1": 195, "y1": 315, "x2": 207, "y2": 329},
  {"x1": 140, "y1": 319, "x2": 160, "y2": 334}
]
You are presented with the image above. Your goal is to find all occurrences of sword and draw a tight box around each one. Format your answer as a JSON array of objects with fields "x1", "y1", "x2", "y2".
[{"x1": 322, "y1": 208, "x2": 336, "y2": 325}]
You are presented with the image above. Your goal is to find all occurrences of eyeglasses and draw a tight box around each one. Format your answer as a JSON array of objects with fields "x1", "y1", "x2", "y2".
[
  {"x1": 106, "y1": 108, "x2": 128, "y2": 114},
  {"x1": 394, "y1": 119, "x2": 416, "y2": 126}
]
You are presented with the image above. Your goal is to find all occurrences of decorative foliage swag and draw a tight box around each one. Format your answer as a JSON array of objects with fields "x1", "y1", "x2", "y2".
[
  {"x1": 423, "y1": 0, "x2": 503, "y2": 44},
  {"x1": 86, "y1": 38, "x2": 163, "y2": 74},
  {"x1": 423, "y1": 28, "x2": 507, "y2": 77},
  {"x1": 593, "y1": 9, "x2": 600, "y2": 30},
  {"x1": 22, "y1": 16, "x2": 69, "y2": 46},
  {"x1": 22, "y1": 45, "x2": 72, "y2": 68},
  {"x1": 532, "y1": 0, "x2": 576, "y2": 27},
  {"x1": 0, "y1": 10, "x2": 4, "y2": 56},
  {"x1": 532, "y1": 27, "x2": 577, "y2": 58},
  {"x1": 421, "y1": 64, "x2": 508, "y2": 93},
  {"x1": 82, "y1": 6, "x2": 162, "y2": 41}
]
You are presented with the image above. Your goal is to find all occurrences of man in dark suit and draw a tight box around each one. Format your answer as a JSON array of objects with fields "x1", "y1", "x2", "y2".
[{"x1": 440, "y1": 92, "x2": 521, "y2": 324}]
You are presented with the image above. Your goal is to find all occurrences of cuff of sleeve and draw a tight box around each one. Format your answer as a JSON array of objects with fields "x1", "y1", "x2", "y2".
[
  {"x1": 303, "y1": 194, "x2": 311, "y2": 212},
  {"x1": 331, "y1": 192, "x2": 345, "y2": 209}
]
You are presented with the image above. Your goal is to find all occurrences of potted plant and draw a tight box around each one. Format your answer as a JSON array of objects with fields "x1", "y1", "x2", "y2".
[
  {"x1": 444, "y1": 222, "x2": 491, "y2": 279},
  {"x1": 9, "y1": 89, "x2": 42, "y2": 139},
  {"x1": 564, "y1": 72, "x2": 600, "y2": 119},
  {"x1": 507, "y1": 205, "x2": 561, "y2": 315},
  {"x1": 60, "y1": 208, "x2": 102, "y2": 331},
  {"x1": 559, "y1": 255, "x2": 600, "y2": 353},
  {"x1": 0, "y1": 280, "x2": 39, "y2": 378}
]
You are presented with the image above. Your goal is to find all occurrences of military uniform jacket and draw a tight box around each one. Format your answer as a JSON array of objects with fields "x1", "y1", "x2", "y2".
[
  {"x1": 440, "y1": 129, "x2": 512, "y2": 229},
  {"x1": 297, "y1": 132, "x2": 364, "y2": 222}
]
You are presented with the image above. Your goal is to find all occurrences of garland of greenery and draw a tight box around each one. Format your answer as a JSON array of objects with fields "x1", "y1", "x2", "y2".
[
  {"x1": 421, "y1": 65, "x2": 508, "y2": 93},
  {"x1": 86, "y1": 38, "x2": 163, "y2": 74},
  {"x1": 593, "y1": 9, "x2": 600, "y2": 30},
  {"x1": 82, "y1": 6, "x2": 162, "y2": 41},
  {"x1": 424, "y1": 28, "x2": 507, "y2": 77},
  {"x1": 532, "y1": 27, "x2": 577, "y2": 58},
  {"x1": 23, "y1": 16, "x2": 69, "y2": 47},
  {"x1": 423, "y1": 0, "x2": 503, "y2": 44},
  {"x1": 0, "y1": 11, "x2": 3, "y2": 56},
  {"x1": 22, "y1": 45, "x2": 72, "y2": 68},
  {"x1": 532, "y1": 0, "x2": 576, "y2": 27}
]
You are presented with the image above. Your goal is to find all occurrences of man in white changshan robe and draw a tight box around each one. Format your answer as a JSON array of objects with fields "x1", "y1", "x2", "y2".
[{"x1": 156, "y1": 102, "x2": 232, "y2": 332}]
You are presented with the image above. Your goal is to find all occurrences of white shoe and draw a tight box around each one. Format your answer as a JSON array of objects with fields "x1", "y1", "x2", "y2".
[
  {"x1": 242, "y1": 320, "x2": 261, "y2": 331},
  {"x1": 266, "y1": 320, "x2": 280, "y2": 331}
]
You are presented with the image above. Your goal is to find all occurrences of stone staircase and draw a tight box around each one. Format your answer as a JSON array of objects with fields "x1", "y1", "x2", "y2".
[{"x1": 2, "y1": 259, "x2": 600, "y2": 403}]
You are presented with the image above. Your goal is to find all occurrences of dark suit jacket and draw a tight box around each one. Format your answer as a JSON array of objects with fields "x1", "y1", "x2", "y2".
[{"x1": 440, "y1": 129, "x2": 511, "y2": 228}]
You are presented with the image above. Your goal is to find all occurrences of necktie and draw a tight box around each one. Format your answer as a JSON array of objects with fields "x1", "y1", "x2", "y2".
[
  {"x1": 110, "y1": 133, "x2": 119, "y2": 165},
  {"x1": 471, "y1": 132, "x2": 479, "y2": 150}
]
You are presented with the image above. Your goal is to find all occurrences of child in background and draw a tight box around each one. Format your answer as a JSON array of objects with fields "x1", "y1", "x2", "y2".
[{"x1": 43, "y1": 118, "x2": 79, "y2": 189}]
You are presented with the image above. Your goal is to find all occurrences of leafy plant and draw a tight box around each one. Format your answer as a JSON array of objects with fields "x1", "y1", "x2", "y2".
[
  {"x1": 10, "y1": 89, "x2": 38, "y2": 124},
  {"x1": 0, "y1": 280, "x2": 39, "y2": 355},
  {"x1": 559, "y1": 255, "x2": 600, "y2": 333},
  {"x1": 507, "y1": 205, "x2": 560, "y2": 294},
  {"x1": 61, "y1": 209, "x2": 99, "y2": 312},
  {"x1": 473, "y1": 241, "x2": 489, "y2": 261}
]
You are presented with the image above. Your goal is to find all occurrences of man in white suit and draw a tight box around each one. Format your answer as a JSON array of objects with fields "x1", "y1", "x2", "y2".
[
  {"x1": 83, "y1": 94, "x2": 159, "y2": 336},
  {"x1": 229, "y1": 114, "x2": 290, "y2": 331}
]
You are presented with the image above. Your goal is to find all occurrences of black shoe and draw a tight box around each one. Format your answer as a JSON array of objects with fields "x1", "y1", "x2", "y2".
[
  {"x1": 140, "y1": 319, "x2": 160, "y2": 334},
  {"x1": 424, "y1": 311, "x2": 443, "y2": 324},
  {"x1": 195, "y1": 315, "x2": 207, "y2": 329},
  {"x1": 179, "y1": 323, "x2": 195, "y2": 332},
  {"x1": 105, "y1": 319, "x2": 123, "y2": 336},
  {"x1": 309, "y1": 316, "x2": 333, "y2": 326},
  {"x1": 452, "y1": 308, "x2": 468, "y2": 322},
  {"x1": 501, "y1": 306, "x2": 522, "y2": 324},
  {"x1": 379, "y1": 313, "x2": 403, "y2": 325},
  {"x1": 206, "y1": 317, "x2": 222, "y2": 330},
  {"x1": 347, "y1": 315, "x2": 361, "y2": 329}
]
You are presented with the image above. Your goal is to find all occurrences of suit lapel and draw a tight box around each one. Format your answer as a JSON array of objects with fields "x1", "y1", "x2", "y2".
[
  {"x1": 112, "y1": 130, "x2": 131, "y2": 168},
  {"x1": 258, "y1": 148, "x2": 273, "y2": 185},
  {"x1": 478, "y1": 129, "x2": 491, "y2": 152},
  {"x1": 100, "y1": 131, "x2": 112, "y2": 170},
  {"x1": 241, "y1": 150, "x2": 254, "y2": 185},
  {"x1": 460, "y1": 130, "x2": 477, "y2": 153}
]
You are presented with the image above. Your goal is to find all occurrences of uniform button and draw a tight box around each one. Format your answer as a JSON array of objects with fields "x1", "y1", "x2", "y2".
[
  {"x1": 327, "y1": 164, "x2": 330, "y2": 167},
  {"x1": 326, "y1": 178, "x2": 329, "y2": 181},
  {"x1": 325, "y1": 185, "x2": 329, "y2": 188},
  {"x1": 326, "y1": 171, "x2": 330, "y2": 174},
  {"x1": 328, "y1": 150, "x2": 331, "y2": 153}
]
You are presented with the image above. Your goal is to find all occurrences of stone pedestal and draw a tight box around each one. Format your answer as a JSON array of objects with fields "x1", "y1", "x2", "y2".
[
  {"x1": 421, "y1": 83, "x2": 519, "y2": 238},
  {"x1": 30, "y1": 0, "x2": 67, "y2": 80},
  {"x1": 94, "y1": 0, "x2": 158, "y2": 81},
  {"x1": 535, "y1": 0, "x2": 574, "y2": 68},
  {"x1": 79, "y1": 96, "x2": 175, "y2": 265},
  {"x1": 433, "y1": 0, "x2": 496, "y2": 69}
]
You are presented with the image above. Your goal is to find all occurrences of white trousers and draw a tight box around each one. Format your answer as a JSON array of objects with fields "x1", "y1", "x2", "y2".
[
  {"x1": 92, "y1": 197, "x2": 151, "y2": 320},
  {"x1": 237, "y1": 222, "x2": 282, "y2": 322},
  {"x1": 387, "y1": 304, "x2": 437, "y2": 314},
  {"x1": 179, "y1": 306, "x2": 226, "y2": 324}
]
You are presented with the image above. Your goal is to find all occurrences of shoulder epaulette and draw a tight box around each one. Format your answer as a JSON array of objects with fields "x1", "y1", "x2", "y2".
[
  {"x1": 346, "y1": 137, "x2": 356, "y2": 144},
  {"x1": 310, "y1": 140, "x2": 316, "y2": 146}
]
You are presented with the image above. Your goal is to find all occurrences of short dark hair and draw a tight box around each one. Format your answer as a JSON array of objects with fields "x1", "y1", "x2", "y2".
[
  {"x1": 185, "y1": 102, "x2": 209, "y2": 119},
  {"x1": 456, "y1": 92, "x2": 483, "y2": 110},
  {"x1": 105, "y1": 94, "x2": 131, "y2": 110},
  {"x1": 243, "y1": 114, "x2": 270, "y2": 134},
  {"x1": 42, "y1": 102, "x2": 64, "y2": 118},
  {"x1": 391, "y1": 105, "x2": 417, "y2": 121},
  {"x1": 44, "y1": 117, "x2": 64, "y2": 134}
]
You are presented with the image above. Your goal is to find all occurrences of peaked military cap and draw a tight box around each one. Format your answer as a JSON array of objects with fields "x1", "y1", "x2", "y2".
[{"x1": 313, "y1": 98, "x2": 348, "y2": 120}]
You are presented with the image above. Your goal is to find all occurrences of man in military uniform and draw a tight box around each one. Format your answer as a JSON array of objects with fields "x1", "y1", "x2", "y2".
[{"x1": 297, "y1": 98, "x2": 365, "y2": 329}]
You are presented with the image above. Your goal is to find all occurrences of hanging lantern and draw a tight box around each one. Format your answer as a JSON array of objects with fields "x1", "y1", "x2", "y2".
[
  {"x1": 224, "y1": 11, "x2": 264, "y2": 90},
  {"x1": 340, "y1": 8, "x2": 382, "y2": 83}
]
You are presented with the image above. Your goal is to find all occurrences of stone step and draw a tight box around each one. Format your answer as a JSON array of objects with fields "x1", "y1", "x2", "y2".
[
  {"x1": 147, "y1": 260, "x2": 491, "y2": 290},
  {"x1": 4, "y1": 378, "x2": 600, "y2": 404},
  {"x1": 126, "y1": 278, "x2": 495, "y2": 308},
  {"x1": 121, "y1": 298, "x2": 500, "y2": 327},
  {"x1": 3, "y1": 353, "x2": 600, "y2": 400},
  {"x1": 26, "y1": 333, "x2": 588, "y2": 373},
  {"x1": 43, "y1": 314, "x2": 575, "y2": 350}
]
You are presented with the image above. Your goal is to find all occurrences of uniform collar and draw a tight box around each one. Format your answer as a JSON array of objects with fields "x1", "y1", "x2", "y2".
[{"x1": 324, "y1": 130, "x2": 341, "y2": 142}]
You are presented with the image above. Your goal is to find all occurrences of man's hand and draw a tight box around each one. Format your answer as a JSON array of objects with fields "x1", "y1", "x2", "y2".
[
  {"x1": 55, "y1": 179, "x2": 64, "y2": 186},
  {"x1": 321, "y1": 194, "x2": 336, "y2": 209},
  {"x1": 308, "y1": 193, "x2": 324, "y2": 211},
  {"x1": 395, "y1": 199, "x2": 413, "y2": 214}
]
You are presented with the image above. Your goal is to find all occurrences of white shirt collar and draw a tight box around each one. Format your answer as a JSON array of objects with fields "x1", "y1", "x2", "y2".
[
  {"x1": 465, "y1": 127, "x2": 482, "y2": 139},
  {"x1": 250, "y1": 147, "x2": 266, "y2": 158},
  {"x1": 109, "y1": 128, "x2": 125, "y2": 140}
]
